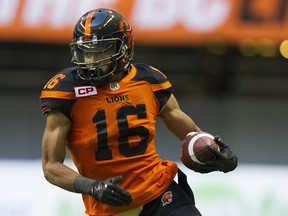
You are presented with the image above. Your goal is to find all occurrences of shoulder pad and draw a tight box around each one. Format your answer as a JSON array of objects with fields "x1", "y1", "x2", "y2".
[
  {"x1": 132, "y1": 63, "x2": 172, "y2": 93},
  {"x1": 40, "y1": 67, "x2": 88, "y2": 99},
  {"x1": 132, "y1": 63, "x2": 169, "y2": 84}
]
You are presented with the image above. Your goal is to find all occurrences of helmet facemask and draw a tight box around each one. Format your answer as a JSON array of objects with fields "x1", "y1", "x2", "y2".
[{"x1": 70, "y1": 35, "x2": 130, "y2": 86}]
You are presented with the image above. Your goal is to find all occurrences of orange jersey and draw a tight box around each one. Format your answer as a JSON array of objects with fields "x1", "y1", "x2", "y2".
[{"x1": 40, "y1": 63, "x2": 178, "y2": 216}]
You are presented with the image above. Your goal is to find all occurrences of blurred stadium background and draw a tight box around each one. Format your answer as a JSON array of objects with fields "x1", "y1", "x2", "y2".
[{"x1": 1, "y1": 0, "x2": 288, "y2": 215}]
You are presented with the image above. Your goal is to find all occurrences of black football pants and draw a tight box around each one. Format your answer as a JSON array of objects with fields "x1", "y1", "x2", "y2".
[{"x1": 139, "y1": 180, "x2": 202, "y2": 216}]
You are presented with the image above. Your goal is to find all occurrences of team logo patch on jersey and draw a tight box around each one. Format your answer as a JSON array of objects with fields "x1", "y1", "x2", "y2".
[
  {"x1": 109, "y1": 82, "x2": 120, "y2": 91},
  {"x1": 74, "y1": 86, "x2": 97, "y2": 97},
  {"x1": 161, "y1": 191, "x2": 173, "y2": 206}
]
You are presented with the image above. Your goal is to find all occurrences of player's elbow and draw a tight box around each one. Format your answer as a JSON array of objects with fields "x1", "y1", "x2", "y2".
[{"x1": 42, "y1": 161, "x2": 56, "y2": 183}]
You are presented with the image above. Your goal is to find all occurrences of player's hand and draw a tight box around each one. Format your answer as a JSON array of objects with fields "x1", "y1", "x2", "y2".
[
  {"x1": 90, "y1": 176, "x2": 132, "y2": 206},
  {"x1": 188, "y1": 161, "x2": 219, "y2": 174},
  {"x1": 205, "y1": 136, "x2": 238, "y2": 173}
]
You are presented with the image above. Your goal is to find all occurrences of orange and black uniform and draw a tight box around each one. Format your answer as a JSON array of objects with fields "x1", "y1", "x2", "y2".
[{"x1": 40, "y1": 63, "x2": 178, "y2": 215}]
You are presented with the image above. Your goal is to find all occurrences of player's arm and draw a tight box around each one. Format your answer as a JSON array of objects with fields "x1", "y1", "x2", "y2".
[
  {"x1": 42, "y1": 111, "x2": 79, "y2": 192},
  {"x1": 159, "y1": 94, "x2": 201, "y2": 140},
  {"x1": 42, "y1": 110, "x2": 132, "y2": 206}
]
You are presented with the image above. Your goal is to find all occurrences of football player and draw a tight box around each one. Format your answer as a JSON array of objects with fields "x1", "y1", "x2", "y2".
[{"x1": 40, "y1": 8, "x2": 237, "y2": 216}]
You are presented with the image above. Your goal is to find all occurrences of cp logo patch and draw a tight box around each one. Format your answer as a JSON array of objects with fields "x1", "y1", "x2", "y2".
[{"x1": 161, "y1": 191, "x2": 173, "y2": 206}]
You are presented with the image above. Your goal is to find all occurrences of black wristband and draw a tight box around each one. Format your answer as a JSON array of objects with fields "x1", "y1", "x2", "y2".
[{"x1": 73, "y1": 176, "x2": 98, "y2": 195}]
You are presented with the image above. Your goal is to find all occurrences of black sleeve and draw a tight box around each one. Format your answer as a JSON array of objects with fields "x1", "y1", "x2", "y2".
[
  {"x1": 41, "y1": 98, "x2": 75, "y2": 119},
  {"x1": 154, "y1": 87, "x2": 173, "y2": 111}
]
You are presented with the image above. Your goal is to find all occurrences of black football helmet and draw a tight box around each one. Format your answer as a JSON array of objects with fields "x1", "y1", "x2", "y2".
[{"x1": 70, "y1": 8, "x2": 134, "y2": 86}]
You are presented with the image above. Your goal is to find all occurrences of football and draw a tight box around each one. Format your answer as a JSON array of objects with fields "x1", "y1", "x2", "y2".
[{"x1": 180, "y1": 132, "x2": 220, "y2": 169}]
